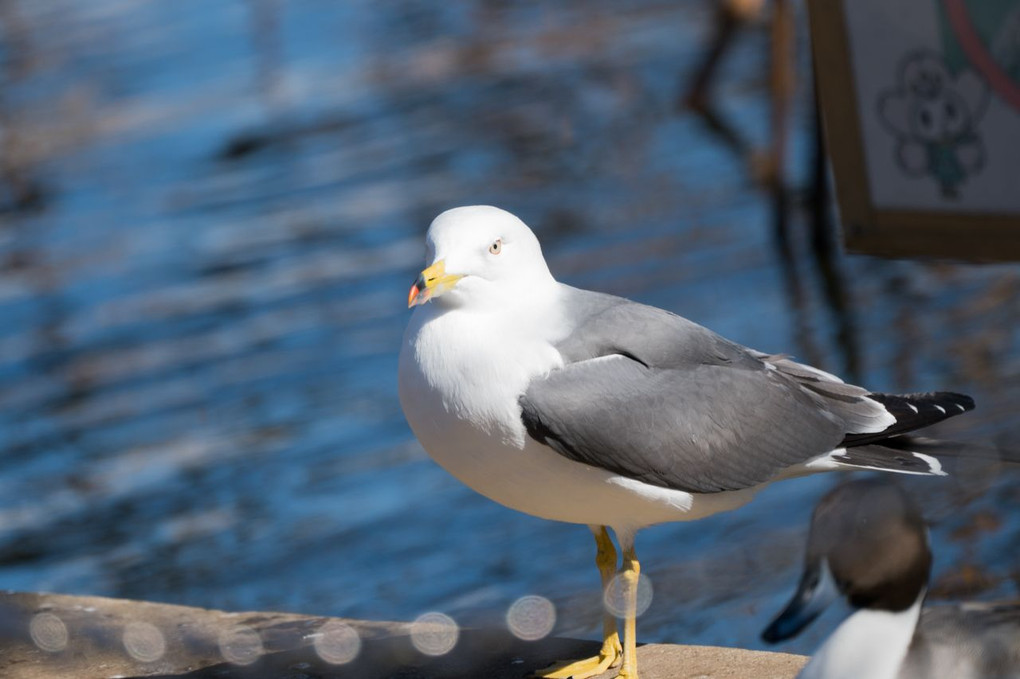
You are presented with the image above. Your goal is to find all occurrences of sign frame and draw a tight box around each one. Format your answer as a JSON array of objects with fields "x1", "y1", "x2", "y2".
[{"x1": 807, "y1": 0, "x2": 1020, "y2": 261}]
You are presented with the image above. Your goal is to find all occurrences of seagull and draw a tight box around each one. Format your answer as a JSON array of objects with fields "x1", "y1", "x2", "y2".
[
  {"x1": 398, "y1": 206, "x2": 975, "y2": 679},
  {"x1": 762, "y1": 479, "x2": 1020, "y2": 679}
]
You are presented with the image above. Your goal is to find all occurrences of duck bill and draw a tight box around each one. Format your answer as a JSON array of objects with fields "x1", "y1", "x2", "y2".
[
  {"x1": 408, "y1": 260, "x2": 464, "y2": 308},
  {"x1": 762, "y1": 559, "x2": 841, "y2": 644}
]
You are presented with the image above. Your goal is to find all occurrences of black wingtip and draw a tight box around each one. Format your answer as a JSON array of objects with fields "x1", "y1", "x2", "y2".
[
  {"x1": 842, "y1": 391, "x2": 976, "y2": 448},
  {"x1": 932, "y1": 391, "x2": 975, "y2": 412}
]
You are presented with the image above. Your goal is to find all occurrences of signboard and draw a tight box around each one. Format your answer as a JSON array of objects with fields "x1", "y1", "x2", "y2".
[{"x1": 809, "y1": 0, "x2": 1020, "y2": 260}]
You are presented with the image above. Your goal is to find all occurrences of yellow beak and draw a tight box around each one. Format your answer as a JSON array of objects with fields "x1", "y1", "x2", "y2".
[{"x1": 407, "y1": 260, "x2": 464, "y2": 308}]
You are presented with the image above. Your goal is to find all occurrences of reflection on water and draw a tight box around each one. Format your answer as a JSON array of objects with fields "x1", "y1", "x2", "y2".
[{"x1": 0, "y1": 0, "x2": 1017, "y2": 655}]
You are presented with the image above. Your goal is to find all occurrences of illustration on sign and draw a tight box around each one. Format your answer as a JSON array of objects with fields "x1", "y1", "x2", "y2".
[
  {"x1": 877, "y1": 51, "x2": 987, "y2": 199},
  {"x1": 873, "y1": 0, "x2": 1019, "y2": 200}
]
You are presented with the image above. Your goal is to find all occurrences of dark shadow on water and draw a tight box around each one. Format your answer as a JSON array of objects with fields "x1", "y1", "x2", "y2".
[
  {"x1": 0, "y1": 1, "x2": 49, "y2": 215},
  {"x1": 678, "y1": 2, "x2": 860, "y2": 380},
  {"x1": 804, "y1": 84, "x2": 860, "y2": 381},
  {"x1": 677, "y1": 0, "x2": 756, "y2": 164},
  {"x1": 774, "y1": 91, "x2": 861, "y2": 383}
]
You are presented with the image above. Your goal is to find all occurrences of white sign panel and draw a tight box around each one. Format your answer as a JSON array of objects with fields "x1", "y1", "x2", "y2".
[{"x1": 843, "y1": 0, "x2": 1020, "y2": 213}]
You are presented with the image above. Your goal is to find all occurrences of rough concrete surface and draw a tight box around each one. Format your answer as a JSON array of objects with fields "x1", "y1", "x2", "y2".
[{"x1": 0, "y1": 591, "x2": 807, "y2": 678}]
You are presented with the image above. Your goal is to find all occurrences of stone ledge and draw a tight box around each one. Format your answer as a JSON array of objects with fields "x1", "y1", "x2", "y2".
[{"x1": 0, "y1": 591, "x2": 807, "y2": 678}]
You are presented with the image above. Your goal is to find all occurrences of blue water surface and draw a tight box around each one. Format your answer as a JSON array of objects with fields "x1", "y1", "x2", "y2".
[{"x1": 0, "y1": 0, "x2": 1017, "y2": 657}]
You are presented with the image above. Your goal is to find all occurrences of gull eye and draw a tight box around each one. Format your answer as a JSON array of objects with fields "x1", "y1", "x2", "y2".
[{"x1": 489, "y1": 238, "x2": 502, "y2": 255}]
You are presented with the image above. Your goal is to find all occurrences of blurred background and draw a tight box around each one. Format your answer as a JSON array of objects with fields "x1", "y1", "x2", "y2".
[{"x1": 0, "y1": 0, "x2": 1017, "y2": 655}]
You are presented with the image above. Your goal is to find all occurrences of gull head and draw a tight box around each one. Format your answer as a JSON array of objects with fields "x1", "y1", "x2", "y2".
[
  {"x1": 762, "y1": 479, "x2": 931, "y2": 643},
  {"x1": 408, "y1": 206, "x2": 554, "y2": 309}
]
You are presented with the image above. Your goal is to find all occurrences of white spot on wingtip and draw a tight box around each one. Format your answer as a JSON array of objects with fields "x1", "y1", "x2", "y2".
[
  {"x1": 912, "y1": 451, "x2": 946, "y2": 476},
  {"x1": 955, "y1": 403, "x2": 966, "y2": 411},
  {"x1": 823, "y1": 448, "x2": 946, "y2": 477},
  {"x1": 907, "y1": 403, "x2": 919, "y2": 413},
  {"x1": 934, "y1": 405, "x2": 946, "y2": 414}
]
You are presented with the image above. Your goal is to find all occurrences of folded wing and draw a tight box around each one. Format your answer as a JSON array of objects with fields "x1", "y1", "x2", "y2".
[{"x1": 521, "y1": 290, "x2": 974, "y2": 493}]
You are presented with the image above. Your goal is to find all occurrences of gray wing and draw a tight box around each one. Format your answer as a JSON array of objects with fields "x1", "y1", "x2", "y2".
[{"x1": 520, "y1": 289, "x2": 889, "y2": 493}]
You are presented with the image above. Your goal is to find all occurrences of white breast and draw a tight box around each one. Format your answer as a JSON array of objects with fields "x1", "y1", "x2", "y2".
[{"x1": 399, "y1": 302, "x2": 562, "y2": 446}]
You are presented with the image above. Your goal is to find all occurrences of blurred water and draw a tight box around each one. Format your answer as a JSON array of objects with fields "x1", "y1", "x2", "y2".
[{"x1": 0, "y1": 0, "x2": 1018, "y2": 657}]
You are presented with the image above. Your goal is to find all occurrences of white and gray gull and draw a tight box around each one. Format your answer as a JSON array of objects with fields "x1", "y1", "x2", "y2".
[
  {"x1": 762, "y1": 479, "x2": 1020, "y2": 679},
  {"x1": 398, "y1": 206, "x2": 976, "y2": 679}
]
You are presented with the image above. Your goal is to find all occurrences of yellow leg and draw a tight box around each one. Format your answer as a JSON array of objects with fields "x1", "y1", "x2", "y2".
[
  {"x1": 617, "y1": 546, "x2": 640, "y2": 679},
  {"x1": 537, "y1": 527, "x2": 623, "y2": 679},
  {"x1": 595, "y1": 527, "x2": 624, "y2": 664}
]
